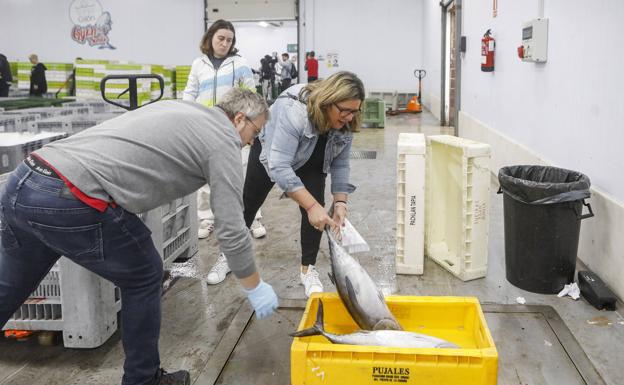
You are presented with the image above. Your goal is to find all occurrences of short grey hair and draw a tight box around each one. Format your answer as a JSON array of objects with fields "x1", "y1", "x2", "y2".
[{"x1": 216, "y1": 88, "x2": 269, "y2": 120}]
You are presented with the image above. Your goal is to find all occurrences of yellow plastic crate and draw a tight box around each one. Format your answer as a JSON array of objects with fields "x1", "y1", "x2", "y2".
[{"x1": 291, "y1": 293, "x2": 497, "y2": 385}]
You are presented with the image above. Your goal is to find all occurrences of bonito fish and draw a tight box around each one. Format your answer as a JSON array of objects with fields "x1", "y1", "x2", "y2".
[
  {"x1": 326, "y1": 228, "x2": 402, "y2": 330},
  {"x1": 291, "y1": 300, "x2": 459, "y2": 349}
]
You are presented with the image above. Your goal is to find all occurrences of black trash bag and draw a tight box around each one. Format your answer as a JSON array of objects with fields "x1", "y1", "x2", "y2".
[{"x1": 498, "y1": 165, "x2": 591, "y2": 204}]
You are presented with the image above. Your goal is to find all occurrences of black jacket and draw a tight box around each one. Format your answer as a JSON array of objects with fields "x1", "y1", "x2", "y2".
[
  {"x1": 30, "y1": 62, "x2": 47, "y2": 95},
  {"x1": 0, "y1": 54, "x2": 12, "y2": 83}
]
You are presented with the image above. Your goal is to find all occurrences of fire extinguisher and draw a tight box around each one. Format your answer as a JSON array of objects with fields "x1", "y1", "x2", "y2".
[{"x1": 481, "y1": 29, "x2": 495, "y2": 72}]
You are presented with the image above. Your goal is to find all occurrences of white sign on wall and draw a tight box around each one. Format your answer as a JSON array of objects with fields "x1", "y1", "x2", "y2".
[{"x1": 69, "y1": 0, "x2": 116, "y2": 49}]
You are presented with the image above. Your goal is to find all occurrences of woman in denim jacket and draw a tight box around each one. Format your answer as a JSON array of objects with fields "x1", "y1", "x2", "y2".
[{"x1": 241, "y1": 71, "x2": 364, "y2": 297}]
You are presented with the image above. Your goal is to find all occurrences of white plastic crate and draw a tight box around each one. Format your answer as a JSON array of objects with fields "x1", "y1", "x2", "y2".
[
  {"x1": 396, "y1": 133, "x2": 426, "y2": 275},
  {"x1": 3, "y1": 258, "x2": 121, "y2": 348},
  {"x1": 425, "y1": 135, "x2": 491, "y2": 281},
  {"x1": 136, "y1": 192, "x2": 199, "y2": 267},
  {"x1": 0, "y1": 132, "x2": 68, "y2": 174}
]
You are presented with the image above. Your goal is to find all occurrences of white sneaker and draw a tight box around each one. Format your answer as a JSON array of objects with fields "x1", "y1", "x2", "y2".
[
  {"x1": 206, "y1": 253, "x2": 231, "y2": 285},
  {"x1": 300, "y1": 265, "x2": 323, "y2": 298},
  {"x1": 250, "y1": 219, "x2": 267, "y2": 239},
  {"x1": 198, "y1": 219, "x2": 214, "y2": 239}
]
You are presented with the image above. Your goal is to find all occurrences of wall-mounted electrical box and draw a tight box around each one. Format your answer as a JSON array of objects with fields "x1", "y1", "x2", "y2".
[{"x1": 520, "y1": 18, "x2": 548, "y2": 62}]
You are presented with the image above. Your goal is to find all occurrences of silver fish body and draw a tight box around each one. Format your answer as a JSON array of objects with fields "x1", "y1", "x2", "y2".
[
  {"x1": 292, "y1": 300, "x2": 458, "y2": 349},
  {"x1": 326, "y1": 229, "x2": 402, "y2": 331}
]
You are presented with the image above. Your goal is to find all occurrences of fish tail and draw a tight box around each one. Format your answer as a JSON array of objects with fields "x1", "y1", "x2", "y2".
[{"x1": 289, "y1": 300, "x2": 325, "y2": 338}]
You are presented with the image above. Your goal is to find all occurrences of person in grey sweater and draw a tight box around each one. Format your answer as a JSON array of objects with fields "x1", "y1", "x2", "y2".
[
  {"x1": 0, "y1": 88, "x2": 278, "y2": 385},
  {"x1": 278, "y1": 52, "x2": 293, "y2": 93}
]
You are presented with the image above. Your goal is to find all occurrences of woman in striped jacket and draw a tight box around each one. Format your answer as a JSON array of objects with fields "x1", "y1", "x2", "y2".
[{"x1": 184, "y1": 20, "x2": 267, "y2": 273}]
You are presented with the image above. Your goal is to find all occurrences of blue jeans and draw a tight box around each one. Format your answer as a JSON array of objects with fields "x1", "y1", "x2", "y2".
[{"x1": 0, "y1": 163, "x2": 163, "y2": 385}]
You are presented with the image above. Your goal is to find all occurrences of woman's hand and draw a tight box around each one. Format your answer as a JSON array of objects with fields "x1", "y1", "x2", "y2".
[
  {"x1": 331, "y1": 202, "x2": 347, "y2": 239},
  {"x1": 306, "y1": 203, "x2": 337, "y2": 231}
]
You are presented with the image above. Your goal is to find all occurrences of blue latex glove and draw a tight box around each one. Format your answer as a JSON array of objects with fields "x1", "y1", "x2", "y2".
[{"x1": 245, "y1": 280, "x2": 279, "y2": 319}]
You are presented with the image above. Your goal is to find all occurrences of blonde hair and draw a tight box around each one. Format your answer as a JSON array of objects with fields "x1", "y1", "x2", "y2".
[{"x1": 299, "y1": 71, "x2": 365, "y2": 134}]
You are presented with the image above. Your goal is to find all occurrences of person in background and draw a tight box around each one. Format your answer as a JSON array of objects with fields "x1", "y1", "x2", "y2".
[
  {"x1": 29, "y1": 54, "x2": 47, "y2": 97},
  {"x1": 260, "y1": 54, "x2": 277, "y2": 101},
  {"x1": 0, "y1": 88, "x2": 278, "y2": 385},
  {"x1": 0, "y1": 53, "x2": 13, "y2": 97},
  {"x1": 208, "y1": 71, "x2": 364, "y2": 297},
  {"x1": 306, "y1": 50, "x2": 319, "y2": 83},
  {"x1": 183, "y1": 19, "x2": 268, "y2": 263},
  {"x1": 278, "y1": 52, "x2": 293, "y2": 93}
]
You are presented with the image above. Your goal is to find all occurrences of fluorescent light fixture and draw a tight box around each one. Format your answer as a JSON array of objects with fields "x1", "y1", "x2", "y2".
[{"x1": 258, "y1": 21, "x2": 269, "y2": 27}]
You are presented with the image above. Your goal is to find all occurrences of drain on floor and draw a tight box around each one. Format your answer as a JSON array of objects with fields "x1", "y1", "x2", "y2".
[{"x1": 350, "y1": 150, "x2": 377, "y2": 159}]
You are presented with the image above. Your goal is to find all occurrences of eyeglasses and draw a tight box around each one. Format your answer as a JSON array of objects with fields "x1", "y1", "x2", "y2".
[
  {"x1": 333, "y1": 103, "x2": 361, "y2": 118},
  {"x1": 245, "y1": 116, "x2": 262, "y2": 137}
]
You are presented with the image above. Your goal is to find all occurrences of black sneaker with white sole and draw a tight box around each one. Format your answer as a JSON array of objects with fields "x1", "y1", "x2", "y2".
[{"x1": 154, "y1": 369, "x2": 190, "y2": 385}]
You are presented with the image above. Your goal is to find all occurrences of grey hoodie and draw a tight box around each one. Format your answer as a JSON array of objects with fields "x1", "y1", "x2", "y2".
[{"x1": 36, "y1": 100, "x2": 256, "y2": 278}]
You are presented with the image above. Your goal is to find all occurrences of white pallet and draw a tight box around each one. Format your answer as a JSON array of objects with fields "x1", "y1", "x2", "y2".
[
  {"x1": 425, "y1": 135, "x2": 491, "y2": 281},
  {"x1": 395, "y1": 133, "x2": 426, "y2": 275}
]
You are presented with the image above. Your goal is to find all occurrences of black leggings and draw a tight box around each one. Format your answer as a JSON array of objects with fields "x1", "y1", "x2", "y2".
[{"x1": 243, "y1": 139, "x2": 326, "y2": 266}]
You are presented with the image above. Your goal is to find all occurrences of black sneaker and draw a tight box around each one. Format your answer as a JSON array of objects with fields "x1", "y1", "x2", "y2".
[{"x1": 154, "y1": 369, "x2": 190, "y2": 385}]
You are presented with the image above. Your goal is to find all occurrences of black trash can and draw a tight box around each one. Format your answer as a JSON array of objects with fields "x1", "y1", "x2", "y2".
[{"x1": 498, "y1": 165, "x2": 594, "y2": 294}]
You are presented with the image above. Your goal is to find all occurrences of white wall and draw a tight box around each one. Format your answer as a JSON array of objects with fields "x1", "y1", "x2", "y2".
[
  {"x1": 233, "y1": 22, "x2": 298, "y2": 73},
  {"x1": 422, "y1": 0, "x2": 624, "y2": 299},
  {"x1": 299, "y1": 0, "x2": 424, "y2": 92},
  {"x1": 0, "y1": 0, "x2": 204, "y2": 66}
]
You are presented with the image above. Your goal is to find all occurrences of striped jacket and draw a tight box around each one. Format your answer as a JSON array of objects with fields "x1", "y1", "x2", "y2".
[{"x1": 183, "y1": 54, "x2": 255, "y2": 107}]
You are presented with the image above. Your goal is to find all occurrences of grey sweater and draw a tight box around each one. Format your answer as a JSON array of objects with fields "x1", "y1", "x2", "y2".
[{"x1": 36, "y1": 100, "x2": 256, "y2": 278}]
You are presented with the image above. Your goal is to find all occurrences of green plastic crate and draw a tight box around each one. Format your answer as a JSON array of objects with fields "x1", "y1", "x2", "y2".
[{"x1": 362, "y1": 98, "x2": 386, "y2": 128}]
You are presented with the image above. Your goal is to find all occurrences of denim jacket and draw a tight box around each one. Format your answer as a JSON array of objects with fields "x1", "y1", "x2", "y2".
[{"x1": 258, "y1": 84, "x2": 356, "y2": 195}]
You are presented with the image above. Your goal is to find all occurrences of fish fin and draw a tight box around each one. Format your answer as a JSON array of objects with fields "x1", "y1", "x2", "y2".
[
  {"x1": 290, "y1": 300, "x2": 325, "y2": 337},
  {"x1": 290, "y1": 327, "x2": 320, "y2": 338},
  {"x1": 327, "y1": 272, "x2": 336, "y2": 286}
]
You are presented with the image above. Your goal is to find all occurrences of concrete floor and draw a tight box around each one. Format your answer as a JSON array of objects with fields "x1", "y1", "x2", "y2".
[{"x1": 1, "y1": 109, "x2": 623, "y2": 385}]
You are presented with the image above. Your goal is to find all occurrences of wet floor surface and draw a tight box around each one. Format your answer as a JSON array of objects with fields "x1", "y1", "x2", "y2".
[{"x1": 1, "y1": 110, "x2": 623, "y2": 385}]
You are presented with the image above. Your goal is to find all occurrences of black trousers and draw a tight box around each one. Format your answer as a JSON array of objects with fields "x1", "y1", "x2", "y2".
[
  {"x1": 0, "y1": 80, "x2": 9, "y2": 97},
  {"x1": 243, "y1": 139, "x2": 326, "y2": 266},
  {"x1": 280, "y1": 78, "x2": 292, "y2": 93}
]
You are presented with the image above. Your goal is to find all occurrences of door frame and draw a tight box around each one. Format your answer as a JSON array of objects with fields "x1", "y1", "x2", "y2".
[{"x1": 440, "y1": 0, "x2": 463, "y2": 134}]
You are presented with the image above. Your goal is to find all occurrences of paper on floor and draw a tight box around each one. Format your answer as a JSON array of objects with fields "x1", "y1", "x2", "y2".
[{"x1": 557, "y1": 282, "x2": 580, "y2": 300}]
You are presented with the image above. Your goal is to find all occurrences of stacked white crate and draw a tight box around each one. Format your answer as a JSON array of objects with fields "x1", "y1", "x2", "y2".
[
  {"x1": 137, "y1": 193, "x2": 199, "y2": 267},
  {"x1": 0, "y1": 132, "x2": 68, "y2": 173},
  {"x1": 395, "y1": 133, "x2": 426, "y2": 275},
  {"x1": 425, "y1": 135, "x2": 491, "y2": 281},
  {"x1": 4, "y1": 259, "x2": 121, "y2": 348}
]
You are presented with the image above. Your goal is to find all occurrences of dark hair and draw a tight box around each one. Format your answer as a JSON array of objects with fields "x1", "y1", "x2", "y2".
[
  {"x1": 200, "y1": 19, "x2": 238, "y2": 56},
  {"x1": 310, "y1": 51, "x2": 315, "y2": 57}
]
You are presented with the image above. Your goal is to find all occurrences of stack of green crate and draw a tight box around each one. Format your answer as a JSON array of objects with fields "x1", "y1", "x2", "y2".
[
  {"x1": 16, "y1": 62, "x2": 31, "y2": 91},
  {"x1": 45, "y1": 63, "x2": 74, "y2": 97},
  {"x1": 151, "y1": 65, "x2": 174, "y2": 100},
  {"x1": 75, "y1": 59, "x2": 110, "y2": 100},
  {"x1": 175, "y1": 65, "x2": 191, "y2": 99},
  {"x1": 9, "y1": 62, "x2": 17, "y2": 88},
  {"x1": 362, "y1": 98, "x2": 386, "y2": 128}
]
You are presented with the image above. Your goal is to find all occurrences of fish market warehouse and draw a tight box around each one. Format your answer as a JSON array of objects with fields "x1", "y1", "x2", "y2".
[{"x1": 0, "y1": 1, "x2": 622, "y2": 384}]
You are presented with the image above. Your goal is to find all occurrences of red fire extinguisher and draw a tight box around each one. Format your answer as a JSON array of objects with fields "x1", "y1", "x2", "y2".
[{"x1": 481, "y1": 29, "x2": 495, "y2": 72}]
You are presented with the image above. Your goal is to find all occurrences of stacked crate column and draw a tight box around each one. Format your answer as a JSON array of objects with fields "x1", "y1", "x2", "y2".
[{"x1": 396, "y1": 133, "x2": 426, "y2": 275}]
